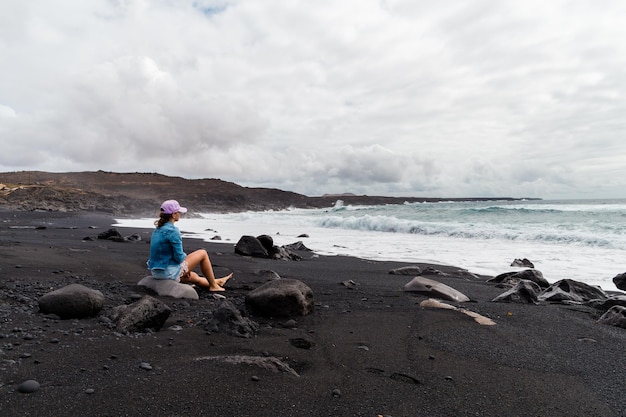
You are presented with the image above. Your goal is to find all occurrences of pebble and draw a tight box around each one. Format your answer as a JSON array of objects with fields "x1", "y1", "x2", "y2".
[
  {"x1": 331, "y1": 388, "x2": 341, "y2": 398},
  {"x1": 85, "y1": 388, "x2": 95, "y2": 395},
  {"x1": 251, "y1": 375, "x2": 260, "y2": 382},
  {"x1": 18, "y1": 380, "x2": 40, "y2": 393},
  {"x1": 140, "y1": 362, "x2": 153, "y2": 370}
]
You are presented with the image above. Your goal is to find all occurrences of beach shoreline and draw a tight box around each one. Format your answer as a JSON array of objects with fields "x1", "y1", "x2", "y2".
[{"x1": 0, "y1": 210, "x2": 624, "y2": 416}]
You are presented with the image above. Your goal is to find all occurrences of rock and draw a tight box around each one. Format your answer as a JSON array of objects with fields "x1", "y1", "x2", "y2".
[
  {"x1": 206, "y1": 300, "x2": 259, "y2": 338},
  {"x1": 488, "y1": 269, "x2": 550, "y2": 289},
  {"x1": 235, "y1": 235, "x2": 269, "y2": 258},
  {"x1": 18, "y1": 380, "x2": 40, "y2": 393},
  {"x1": 586, "y1": 295, "x2": 626, "y2": 312},
  {"x1": 255, "y1": 270, "x2": 281, "y2": 281},
  {"x1": 111, "y1": 295, "x2": 172, "y2": 333},
  {"x1": 97, "y1": 228, "x2": 124, "y2": 242},
  {"x1": 38, "y1": 284, "x2": 105, "y2": 319},
  {"x1": 246, "y1": 279, "x2": 314, "y2": 317},
  {"x1": 420, "y1": 298, "x2": 495, "y2": 326},
  {"x1": 492, "y1": 280, "x2": 541, "y2": 304},
  {"x1": 597, "y1": 306, "x2": 626, "y2": 328},
  {"x1": 137, "y1": 276, "x2": 199, "y2": 299},
  {"x1": 538, "y1": 279, "x2": 607, "y2": 304},
  {"x1": 283, "y1": 241, "x2": 312, "y2": 251},
  {"x1": 389, "y1": 266, "x2": 422, "y2": 275},
  {"x1": 269, "y1": 245, "x2": 302, "y2": 261},
  {"x1": 511, "y1": 258, "x2": 535, "y2": 268},
  {"x1": 403, "y1": 276, "x2": 470, "y2": 302},
  {"x1": 612, "y1": 272, "x2": 626, "y2": 291},
  {"x1": 195, "y1": 355, "x2": 300, "y2": 376},
  {"x1": 256, "y1": 234, "x2": 274, "y2": 253}
]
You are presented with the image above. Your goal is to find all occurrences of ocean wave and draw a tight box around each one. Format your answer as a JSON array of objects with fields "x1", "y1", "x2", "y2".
[{"x1": 315, "y1": 214, "x2": 619, "y2": 249}]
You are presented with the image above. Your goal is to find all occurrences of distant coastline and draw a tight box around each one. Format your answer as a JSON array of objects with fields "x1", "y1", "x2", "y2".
[{"x1": 0, "y1": 170, "x2": 540, "y2": 215}]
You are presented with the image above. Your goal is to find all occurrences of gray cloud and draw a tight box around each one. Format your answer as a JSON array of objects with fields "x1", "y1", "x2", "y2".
[{"x1": 1, "y1": 0, "x2": 625, "y2": 199}]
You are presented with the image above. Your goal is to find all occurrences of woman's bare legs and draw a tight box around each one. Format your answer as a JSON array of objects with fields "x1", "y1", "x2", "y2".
[{"x1": 180, "y1": 249, "x2": 232, "y2": 291}]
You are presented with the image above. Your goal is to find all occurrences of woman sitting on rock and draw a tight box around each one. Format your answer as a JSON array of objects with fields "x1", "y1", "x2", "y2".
[{"x1": 147, "y1": 200, "x2": 232, "y2": 292}]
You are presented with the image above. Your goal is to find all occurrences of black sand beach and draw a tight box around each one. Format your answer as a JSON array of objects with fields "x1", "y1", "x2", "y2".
[{"x1": 1, "y1": 210, "x2": 625, "y2": 417}]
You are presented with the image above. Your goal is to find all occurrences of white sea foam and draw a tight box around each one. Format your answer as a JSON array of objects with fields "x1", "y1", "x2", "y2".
[{"x1": 115, "y1": 199, "x2": 626, "y2": 291}]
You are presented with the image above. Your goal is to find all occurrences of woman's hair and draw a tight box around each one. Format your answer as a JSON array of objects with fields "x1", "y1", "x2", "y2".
[{"x1": 155, "y1": 210, "x2": 172, "y2": 228}]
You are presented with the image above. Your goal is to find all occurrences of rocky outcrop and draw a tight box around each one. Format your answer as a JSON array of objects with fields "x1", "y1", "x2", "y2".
[
  {"x1": 38, "y1": 284, "x2": 105, "y2": 319},
  {"x1": 235, "y1": 235, "x2": 302, "y2": 261},
  {"x1": 538, "y1": 279, "x2": 607, "y2": 303},
  {"x1": 403, "y1": 276, "x2": 470, "y2": 302},
  {"x1": 488, "y1": 269, "x2": 550, "y2": 289},
  {"x1": 111, "y1": 295, "x2": 172, "y2": 333},
  {"x1": 246, "y1": 279, "x2": 314, "y2": 317}
]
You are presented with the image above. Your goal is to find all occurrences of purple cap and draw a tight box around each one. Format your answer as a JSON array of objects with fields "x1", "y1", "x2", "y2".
[{"x1": 160, "y1": 200, "x2": 187, "y2": 214}]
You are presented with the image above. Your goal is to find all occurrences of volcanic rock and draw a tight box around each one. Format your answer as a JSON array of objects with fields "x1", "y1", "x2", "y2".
[
  {"x1": 111, "y1": 295, "x2": 172, "y2": 333},
  {"x1": 597, "y1": 305, "x2": 626, "y2": 328},
  {"x1": 489, "y1": 269, "x2": 549, "y2": 289},
  {"x1": 538, "y1": 279, "x2": 607, "y2": 304},
  {"x1": 206, "y1": 300, "x2": 258, "y2": 338},
  {"x1": 38, "y1": 284, "x2": 105, "y2": 319},
  {"x1": 492, "y1": 280, "x2": 541, "y2": 304},
  {"x1": 612, "y1": 272, "x2": 626, "y2": 291},
  {"x1": 246, "y1": 279, "x2": 314, "y2": 317},
  {"x1": 403, "y1": 276, "x2": 470, "y2": 302}
]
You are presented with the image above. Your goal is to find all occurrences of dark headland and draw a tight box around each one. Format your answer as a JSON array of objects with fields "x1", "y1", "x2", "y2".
[{"x1": 0, "y1": 171, "x2": 624, "y2": 417}]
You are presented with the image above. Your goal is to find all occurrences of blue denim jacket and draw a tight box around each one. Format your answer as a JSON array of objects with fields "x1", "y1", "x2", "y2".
[{"x1": 147, "y1": 222, "x2": 187, "y2": 270}]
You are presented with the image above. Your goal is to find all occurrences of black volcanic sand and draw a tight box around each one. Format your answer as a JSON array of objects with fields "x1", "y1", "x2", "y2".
[{"x1": 0, "y1": 210, "x2": 624, "y2": 417}]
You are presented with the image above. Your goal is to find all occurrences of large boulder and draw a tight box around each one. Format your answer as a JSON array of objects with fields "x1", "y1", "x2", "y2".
[
  {"x1": 403, "y1": 276, "x2": 470, "y2": 302},
  {"x1": 492, "y1": 280, "x2": 541, "y2": 304},
  {"x1": 246, "y1": 279, "x2": 314, "y2": 317},
  {"x1": 111, "y1": 295, "x2": 171, "y2": 333},
  {"x1": 206, "y1": 300, "x2": 259, "y2": 338},
  {"x1": 489, "y1": 269, "x2": 550, "y2": 289},
  {"x1": 137, "y1": 276, "x2": 199, "y2": 299},
  {"x1": 538, "y1": 279, "x2": 607, "y2": 303},
  {"x1": 235, "y1": 235, "x2": 269, "y2": 258},
  {"x1": 597, "y1": 306, "x2": 626, "y2": 329},
  {"x1": 612, "y1": 273, "x2": 626, "y2": 291},
  {"x1": 38, "y1": 284, "x2": 105, "y2": 319}
]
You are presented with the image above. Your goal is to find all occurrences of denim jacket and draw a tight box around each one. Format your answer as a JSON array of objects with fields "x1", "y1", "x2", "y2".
[{"x1": 147, "y1": 222, "x2": 187, "y2": 270}]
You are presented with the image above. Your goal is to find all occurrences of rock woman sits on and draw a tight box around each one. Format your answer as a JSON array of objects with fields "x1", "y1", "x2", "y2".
[{"x1": 147, "y1": 200, "x2": 232, "y2": 292}]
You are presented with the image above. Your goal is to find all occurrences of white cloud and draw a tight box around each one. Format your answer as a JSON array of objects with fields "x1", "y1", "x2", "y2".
[{"x1": 1, "y1": 0, "x2": 626, "y2": 199}]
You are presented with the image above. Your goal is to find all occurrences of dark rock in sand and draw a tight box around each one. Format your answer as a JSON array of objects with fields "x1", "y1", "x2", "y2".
[
  {"x1": 538, "y1": 279, "x2": 607, "y2": 304},
  {"x1": 235, "y1": 235, "x2": 269, "y2": 258},
  {"x1": 97, "y1": 228, "x2": 124, "y2": 242},
  {"x1": 597, "y1": 305, "x2": 626, "y2": 329},
  {"x1": 17, "y1": 380, "x2": 40, "y2": 394},
  {"x1": 256, "y1": 234, "x2": 274, "y2": 252},
  {"x1": 492, "y1": 280, "x2": 541, "y2": 304},
  {"x1": 269, "y1": 245, "x2": 302, "y2": 261},
  {"x1": 137, "y1": 276, "x2": 199, "y2": 299},
  {"x1": 612, "y1": 272, "x2": 626, "y2": 291},
  {"x1": 511, "y1": 258, "x2": 535, "y2": 268},
  {"x1": 246, "y1": 279, "x2": 314, "y2": 317},
  {"x1": 111, "y1": 295, "x2": 172, "y2": 333},
  {"x1": 283, "y1": 241, "x2": 312, "y2": 252},
  {"x1": 403, "y1": 276, "x2": 470, "y2": 302},
  {"x1": 206, "y1": 300, "x2": 259, "y2": 338},
  {"x1": 489, "y1": 269, "x2": 549, "y2": 289},
  {"x1": 194, "y1": 355, "x2": 300, "y2": 377},
  {"x1": 389, "y1": 266, "x2": 422, "y2": 275},
  {"x1": 255, "y1": 270, "x2": 282, "y2": 281},
  {"x1": 585, "y1": 295, "x2": 626, "y2": 312},
  {"x1": 38, "y1": 284, "x2": 105, "y2": 319}
]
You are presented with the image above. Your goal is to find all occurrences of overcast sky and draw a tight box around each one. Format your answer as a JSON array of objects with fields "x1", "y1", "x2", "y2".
[{"x1": 1, "y1": 0, "x2": 625, "y2": 199}]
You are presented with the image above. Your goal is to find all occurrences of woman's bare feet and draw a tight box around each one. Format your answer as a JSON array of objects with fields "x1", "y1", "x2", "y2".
[{"x1": 215, "y1": 273, "x2": 233, "y2": 287}]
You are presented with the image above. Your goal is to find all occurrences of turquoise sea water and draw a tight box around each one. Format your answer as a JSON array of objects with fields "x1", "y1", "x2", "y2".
[{"x1": 116, "y1": 199, "x2": 626, "y2": 291}]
